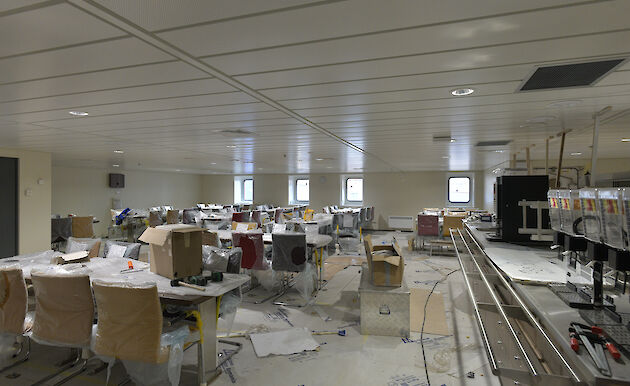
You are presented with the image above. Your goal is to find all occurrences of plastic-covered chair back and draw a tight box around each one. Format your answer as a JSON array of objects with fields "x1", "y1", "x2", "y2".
[
  {"x1": 148, "y1": 211, "x2": 162, "y2": 227},
  {"x1": 182, "y1": 208, "x2": 199, "y2": 224},
  {"x1": 251, "y1": 210, "x2": 262, "y2": 226},
  {"x1": 232, "y1": 212, "x2": 245, "y2": 223},
  {"x1": 103, "y1": 240, "x2": 141, "y2": 259},
  {"x1": 274, "y1": 208, "x2": 283, "y2": 223},
  {"x1": 71, "y1": 216, "x2": 94, "y2": 238},
  {"x1": 418, "y1": 214, "x2": 439, "y2": 237},
  {"x1": 201, "y1": 230, "x2": 220, "y2": 247},
  {"x1": 233, "y1": 232, "x2": 265, "y2": 270},
  {"x1": 51, "y1": 217, "x2": 72, "y2": 243},
  {"x1": 272, "y1": 233, "x2": 307, "y2": 272},
  {"x1": 92, "y1": 281, "x2": 164, "y2": 363},
  {"x1": 31, "y1": 269, "x2": 94, "y2": 347},
  {"x1": 0, "y1": 266, "x2": 28, "y2": 334}
]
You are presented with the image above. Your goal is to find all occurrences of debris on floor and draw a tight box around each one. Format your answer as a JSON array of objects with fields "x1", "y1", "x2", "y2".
[{"x1": 249, "y1": 327, "x2": 320, "y2": 357}]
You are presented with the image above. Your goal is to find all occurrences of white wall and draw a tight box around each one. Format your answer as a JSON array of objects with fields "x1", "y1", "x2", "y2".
[
  {"x1": 201, "y1": 170, "x2": 484, "y2": 229},
  {"x1": 52, "y1": 166, "x2": 203, "y2": 237},
  {"x1": 0, "y1": 148, "x2": 51, "y2": 254}
]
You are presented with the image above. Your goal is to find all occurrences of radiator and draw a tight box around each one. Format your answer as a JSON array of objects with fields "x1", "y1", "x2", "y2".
[{"x1": 387, "y1": 216, "x2": 414, "y2": 230}]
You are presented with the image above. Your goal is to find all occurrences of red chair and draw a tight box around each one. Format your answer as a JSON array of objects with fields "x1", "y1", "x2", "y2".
[
  {"x1": 232, "y1": 212, "x2": 245, "y2": 222},
  {"x1": 274, "y1": 208, "x2": 283, "y2": 223},
  {"x1": 251, "y1": 210, "x2": 262, "y2": 227},
  {"x1": 233, "y1": 232, "x2": 265, "y2": 270},
  {"x1": 418, "y1": 214, "x2": 439, "y2": 237}
]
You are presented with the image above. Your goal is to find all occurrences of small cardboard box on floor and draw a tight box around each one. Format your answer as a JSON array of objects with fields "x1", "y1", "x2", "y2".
[
  {"x1": 364, "y1": 235, "x2": 404, "y2": 287},
  {"x1": 139, "y1": 224, "x2": 203, "y2": 279}
]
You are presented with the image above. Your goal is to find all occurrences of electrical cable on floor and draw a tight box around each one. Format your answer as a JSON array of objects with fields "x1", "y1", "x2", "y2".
[{"x1": 420, "y1": 267, "x2": 460, "y2": 386}]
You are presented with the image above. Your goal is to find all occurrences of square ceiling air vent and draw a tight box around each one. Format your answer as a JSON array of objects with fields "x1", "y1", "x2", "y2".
[
  {"x1": 476, "y1": 140, "x2": 512, "y2": 147},
  {"x1": 520, "y1": 59, "x2": 625, "y2": 91}
]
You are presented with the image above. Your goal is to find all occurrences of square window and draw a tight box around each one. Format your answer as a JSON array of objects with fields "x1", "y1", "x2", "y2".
[
  {"x1": 296, "y1": 179, "x2": 309, "y2": 202},
  {"x1": 448, "y1": 177, "x2": 470, "y2": 203},
  {"x1": 346, "y1": 178, "x2": 363, "y2": 202}
]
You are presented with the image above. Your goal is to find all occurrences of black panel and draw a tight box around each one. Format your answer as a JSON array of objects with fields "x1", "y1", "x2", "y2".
[
  {"x1": 496, "y1": 175, "x2": 549, "y2": 243},
  {"x1": 521, "y1": 59, "x2": 624, "y2": 91},
  {"x1": 109, "y1": 173, "x2": 125, "y2": 188},
  {"x1": 0, "y1": 157, "x2": 18, "y2": 258},
  {"x1": 476, "y1": 140, "x2": 512, "y2": 147}
]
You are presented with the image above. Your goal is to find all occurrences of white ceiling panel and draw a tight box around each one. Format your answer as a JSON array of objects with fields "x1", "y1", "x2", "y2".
[
  {"x1": 0, "y1": 3, "x2": 126, "y2": 58},
  {"x1": 96, "y1": 0, "x2": 321, "y2": 31},
  {"x1": 160, "y1": 0, "x2": 579, "y2": 56},
  {"x1": 0, "y1": 37, "x2": 172, "y2": 83},
  {"x1": 204, "y1": 3, "x2": 630, "y2": 75},
  {"x1": 1, "y1": 0, "x2": 629, "y2": 174},
  {"x1": 0, "y1": 0, "x2": 50, "y2": 13}
]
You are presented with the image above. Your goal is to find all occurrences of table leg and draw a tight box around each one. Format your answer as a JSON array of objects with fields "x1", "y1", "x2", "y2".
[{"x1": 197, "y1": 297, "x2": 218, "y2": 385}]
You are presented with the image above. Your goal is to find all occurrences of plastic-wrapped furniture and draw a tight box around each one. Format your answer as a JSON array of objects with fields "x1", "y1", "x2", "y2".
[
  {"x1": 0, "y1": 266, "x2": 30, "y2": 373},
  {"x1": 233, "y1": 232, "x2": 265, "y2": 270},
  {"x1": 580, "y1": 188, "x2": 603, "y2": 243},
  {"x1": 66, "y1": 237, "x2": 101, "y2": 258},
  {"x1": 232, "y1": 212, "x2": 246, "y2": 222},
  {"x1": 548, "y1": 189, "x2": 562, "y2": 232},
  {"x1": 251, "y1": 210, "x2": 262, "y2": 227},
  {"x1": 201, "y1": 230, "x2": 221, "y2": 247},
  {"x1": 149, "y1": 211, "x2": 162, "y2": 227},
  {"x1": 51, "y1": 217, "x2": 72, "y2": 243},
  {"x1": 92, "y1": 281, "x2": 190, "y2": 386},
  {"x1": 203, "y1": 246, "x2": 242, "y2": 274},
  {"x1": 231, "y1": 221, "x2": 258, "y2": 231},
  {"x1": 71, "y1": 216, "x2": 94, "y2": 238},
  {"x1": 559, "y1": 189, "x2": 584, "y2": 236},
  {"x1": 272, "y1": 233, "x2": 307, "y2": 272},
  {"x1": 102, "y1": 240, "x2": 141, "y2": 259},
  {"x1": 442, "y1": 215, "x2": 464, "y2": 237},
  {"x1": 182, "y1": 208, "x2": 199, "y2": 225},
  {"x1": 274, "y1": 208, "x2": 283, "y2": 223},
  {"x1": 598, "y1": 188, "x2": 625, "y2": 250},
  {"x1": 30, "y1": 267, "x2": 94, "y2": 384}
]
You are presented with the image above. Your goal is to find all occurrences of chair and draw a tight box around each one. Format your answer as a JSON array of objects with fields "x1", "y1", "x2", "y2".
[
  {"x1": 91, "y1": 281, "x2": 190, "y2": 386},
  {"x1": 443, "y1": 215, "x2": 464, "y2": 237},
  {"x1": 102, "y1": 240, "x2": 141, "y2": 259},
  {"x1": 166, "y1": 209, "x2": 179, "y2": 224},
  {"x1": 271, "y1": 233, "x2": 313, "y2": 306},
  {"x1": 66, "y1": 236, "x2": 101, "y2": 258},
  {"x1": 232, "y1": 212, "x2": 246, "y2": 223},
  {"x1": 148, "y1": 211, "x2": 162, "y2": 227},
  {"x1": 417, "y1": 214, "x2": 439, "y2": 253},
  {"x1": 0, "y1": 267, "x2": 31, "y2": 373},
  {"x1": 30, "y1": 268, "x2": 95, "y2": 384},
  {"x1": 251, "y1": 210, "x2": 262, "y2": 227},
  {"x1": 233, "y1": 232, "x2": 265, "y2": 270},
  {"x1": 274, "y1": 208, "x2": 283, "y2": 223},
  {"x1": 71, "y1": 216, "x2": 94, "y2": 238},
  {"x1": 231, "y1": 221, "x2": 258, "y2": 231},
  {"x1": 51, "y1": 217, "x2": 72, "y2": 243},
  {"x1": 202, "y1": 230, "x2": 221, "y2": 247},
  {"x1": 182, "y1": 208, "x2": 199, "y2": 224}
]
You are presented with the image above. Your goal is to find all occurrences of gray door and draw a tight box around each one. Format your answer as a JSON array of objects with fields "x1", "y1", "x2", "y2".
[{"x1": 0, "y1": 157, "x2": 18, "y2": 258}]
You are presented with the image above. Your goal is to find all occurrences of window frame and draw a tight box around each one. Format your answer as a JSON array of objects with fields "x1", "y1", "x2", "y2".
[
  {"x1": 446, "y1": 173, "x2": 474, "y2": 207},
  {"x1": 234, "y1": 176, "x2": 254, "y2": 204},
  {"x1": 345, "y1": 177, "x2": 364, "y2": 203},
  {"x1": 242, "y1": 178, "x2": 254, "y2": 202}
]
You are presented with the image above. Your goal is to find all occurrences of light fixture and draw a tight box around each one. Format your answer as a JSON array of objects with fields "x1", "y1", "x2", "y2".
[
  {"x1": 442, "y1": 156, "x2": 449, "y2": 159},
  {"x1": 570, "y1": 152, "x2": 582, "y2": 156},
  {"x1": 315, "y1": 158, "x2": 324, "y2": 161},
  {"x1": 69, "y1": 111, "x2": 89, "y2": 116},
  {"x1": 226, "y1": 145, "x2": 237, "y2": 148},
  {"x1": 526, "y1": 115, "x2": 556, "y2": 123},
  {"x1": 451, "y1": 88, "x2": 474, "y2": 96},
  {"x1": 547, "y1": 100, "x2": 582, "y2": 108},
  {"x1": 113, "y1": 150, "x2": 124, "y2": 154},
  {"x1": 622, "y1": 138, "x2": 630, "y2": 142},
  {"x1": 450, "y1": 138, "x2": 456, "y2": 143},
  {"x1": 210, "y1": 162, "x2": 217, "y2": 165},
  {"x1": 112, "y1": 164, "x2": 120, "y2": 168},
  {"x1": 495, "y1": 150, "x2": 505, "y2": 153},
  {"x1": 175, "y1": 169, "x2": 182, "y2": 172}
]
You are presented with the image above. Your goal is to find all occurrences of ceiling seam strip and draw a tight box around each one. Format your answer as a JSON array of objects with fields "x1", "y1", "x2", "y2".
[
  {"x1": 0, "y1": 35, "x2": 131, "y2": 62},
  {"x1": 0, "y1": 0, "x2": 64, "y2": 18},
  {"x1": 67, "y1": 0, "x2": 402, "y2": 172}
]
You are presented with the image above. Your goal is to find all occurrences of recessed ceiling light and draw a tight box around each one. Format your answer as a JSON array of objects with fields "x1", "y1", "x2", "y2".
[
  {"x1": 622, "y1": 138, "x2": 630, "y2": 142},
  {"x1": 495, "y1": 150, "x2": 505, "y2": 153},
  {"x1": 226, "y1": 145, "x2": 237, "y2": 148},
  {"x1": 69, "y1": 111, "x2": 88, "y2": 116},
  {"x1": 570, "y1": 152, "x2": 582, "y2": 156},
  {"x1": 451, "y1": 88, "x2": 474, "y2": 96},
  {"x1": 112, "y1": 164, "x2": 120, "y2": 167},
  {"x1": 210, "y1": 162, "x2": 217, "y2": 165},
  {"x1": 326, "y1": 166, "x2": 333, "y2": 169},
  {"x1": 175, "y1": 169, "x2": 182, "y2": 172},
  {"x1": 450, "y1": 139, "x2": 456, "y2": 143},
  {"x1": 442, "y1": 156, "x2": 449, "y2": 159},
  {"x1": 113, "y1": 150, "x2": 124, "y2": 154},
  {"x1": 315, "y1": 158, "x2": 324, "y2": 161}
]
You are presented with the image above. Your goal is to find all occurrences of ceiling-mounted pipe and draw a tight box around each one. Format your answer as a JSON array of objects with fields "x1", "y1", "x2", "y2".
[
  {"x1": 590, "y1": 106, "x2": 612, "y2": 187},
  {"x1": 556, "y1": 132, "x2": 566, "y2": 188}
]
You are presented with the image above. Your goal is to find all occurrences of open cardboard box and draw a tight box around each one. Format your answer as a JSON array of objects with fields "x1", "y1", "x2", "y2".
[
  {"x1": 139, "y1": 224, "x2": 203, "y2": 279},
  {"x1": 364, "y1": 235, "x2": 404, "y2": 287}
]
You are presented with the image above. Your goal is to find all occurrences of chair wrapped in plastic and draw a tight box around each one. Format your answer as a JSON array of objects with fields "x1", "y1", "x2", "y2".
[
  {"x1": 271, "y1": 233, "x2": 316, "y2": 305},
  {"x1": 92, "y1": 280, "x2": 189, "y2": 386},
  {"x1": 102, "y1": 240, "x2": 141, "y2": 259},
  {"x1": 66, "y1": 236, "x2": 101, "y2": 258},
  {"x1": 182, "y1": 208, "x2": 199, "y2": 224},
  {"x1": 0, "y1": 265, "x2": 30, "y2": 373},
  {"x1": 202, "y1": 246, "x2": 242, "y2": 274},
  {"x1": 30, "y1": 266, "x2": 94, "y2": 384},
  {"x1": 274, "y1": 208, "x2": 283, "y2": 223},
  {"x1": 251, "y1": 210, "x2": 262, "y2": 227},
  {"x1": 51, "y1": 217, "x2": 72, "y2": 243},
  {"x1": 233, "y1": 232, "x2": 265, "y2": 270}
]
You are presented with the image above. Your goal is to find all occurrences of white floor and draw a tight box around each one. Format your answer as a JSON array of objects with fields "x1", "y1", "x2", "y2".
[{"x1": 2, "y1": 232, "x2": 500, "y2": 386}]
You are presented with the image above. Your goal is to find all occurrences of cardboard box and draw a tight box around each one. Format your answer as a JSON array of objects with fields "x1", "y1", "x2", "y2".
[
  {"x1": 71, "y1": 216, "x2": 94, "y2": 238},
  {"x1": 364, "y1": 235, "x2": 404, "y2": 287},
  {"x1": 139, "y1": 224, "x2": 203, "y2": 279}
]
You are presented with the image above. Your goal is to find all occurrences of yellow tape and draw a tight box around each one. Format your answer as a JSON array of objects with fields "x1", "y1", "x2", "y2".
[
  {"x1": 187, "y1": 310, "x2": 203, "y2": 344},
  {"x1": 216, "y1": 295, "x2": 223, "y2": 323}
]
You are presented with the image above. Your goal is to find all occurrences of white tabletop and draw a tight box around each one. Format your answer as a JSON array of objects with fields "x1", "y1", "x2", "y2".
[{"x1": 5, "y1": 250, "x2": 249, "y2": 299}]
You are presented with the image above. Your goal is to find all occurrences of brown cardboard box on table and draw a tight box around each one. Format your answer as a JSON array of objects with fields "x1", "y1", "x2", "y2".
[
  {"x1": 364, "y1": 235, "x2": 404, "y2": 287},
  {"x1": 139, "y1": 224, "x2": 203, "y2": 279}
]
